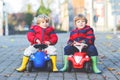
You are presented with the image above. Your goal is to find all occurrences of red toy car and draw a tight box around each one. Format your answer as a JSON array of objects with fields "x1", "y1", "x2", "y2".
[{"x1": 67, "y1": 44, "x2": 93, "y2": 73}]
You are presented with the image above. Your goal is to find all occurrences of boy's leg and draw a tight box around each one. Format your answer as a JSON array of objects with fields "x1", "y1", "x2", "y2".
[
  {"x1": 87, "y1": 45, "x2": 102, "y2": 74},
  {"x1": 60, "y1": 45, "x2": 79, "y2": 71},
  {"x1": 45, "y1": 46, "x2": 58, "y2": 72},
  {"x1": 91, "y1": 56, "x2": 101, "y2": 74},
  {"x1": 59, "y1": 55, "x2": 68, "y2": 71},
  {"x1": 16, "y1": 46, "x2": 38, "y2": 72},
  {"x1": 50, "y1": 55, "x2": 58, "y2": 71},
  {"x1": 16, "y1": 56, "x2": 29, "y2": 72}
]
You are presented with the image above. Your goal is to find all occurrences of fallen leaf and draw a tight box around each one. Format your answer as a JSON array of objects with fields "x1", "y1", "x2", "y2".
[
  {"x1": 98, "y1": 61, "x2": 103, "y2": 64},
  {"x1": 24, "y1": 72, "x2": 30, "y2": 76},
  {"x1": 26, "y1": 73, "x2": 29, "y2": 76},
  {"x1": 10, "y1": 39, "x2": 14, "y2": 42},
  {"x1": 106, "y1": 35, "x2": 112, "y2": 39},
  {"x1": 111, "y1": 50, "x2": 117, "y2": 52},
  {"x1": 103, "y1": 75, "x2": 107, "y2": 79},
  {"x1": 99, "y1": 54, "x2": 106, "y2": 59},
  {"x1": 4, "y1": 74, "x2": 10, "y2": 77},
  {"x1": 116, "y1": 72, "x2": 120, "y2": 75},
  {"x1": 0, "y1": 45, "x2": 8, "y2": 48},
  {"x1": 102, "y1": 42, "x2": 112, "y2": 47},
  {"x1": 117, "y1": 49, "x2": 120, "y2": 52},
  {"x1": 107, "y1": 67, "x2": 116, "y2": 71},
  {"x1": 18, "y1": 48, "x2": 25, "y2": 51}
]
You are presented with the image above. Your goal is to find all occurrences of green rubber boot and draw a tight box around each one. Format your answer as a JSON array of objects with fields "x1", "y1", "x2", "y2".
[
  {"x1": 60, "y1": 55, "x2": 68, "y2": 71},
  {"x1": 91, "y1": 56, "x2": 102, "y2": 74}
]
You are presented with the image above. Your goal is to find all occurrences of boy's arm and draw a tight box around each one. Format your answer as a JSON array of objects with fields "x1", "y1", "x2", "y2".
[
  {"x1": 27, "y1": 27, "x2": 37, "y2": 44},
  {"x1": 47, "y1": 27, "x2": 58, "y2": 45},
  {"x1": 67, "y1": 32, "x2": 74, "y2": 45},
  {"x1": 49, "y1": 31, "x2": 58, "y2": 45},
  {"x1": 84, "y1": 28, "x2": 95, "y2": 45}
]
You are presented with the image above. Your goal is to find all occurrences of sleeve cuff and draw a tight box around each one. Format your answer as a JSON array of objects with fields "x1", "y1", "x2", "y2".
[{"x1": 34, "y1": 38, "x2": 37, "y2": 43}]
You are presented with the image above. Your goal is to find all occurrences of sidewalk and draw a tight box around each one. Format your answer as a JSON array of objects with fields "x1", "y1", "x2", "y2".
[{"x1": 0, "y1": 32, "x2": 120, "y2": 80}]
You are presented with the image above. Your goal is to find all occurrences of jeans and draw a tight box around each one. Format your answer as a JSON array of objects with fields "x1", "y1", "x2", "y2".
[{"x1": 64, "y1": 45, "x2": 98, "y2": 56}]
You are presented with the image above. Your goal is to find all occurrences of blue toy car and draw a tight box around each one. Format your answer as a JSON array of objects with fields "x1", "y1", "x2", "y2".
[{"x1": 27, "y1": 44, "x2": 53, "y2": 72}]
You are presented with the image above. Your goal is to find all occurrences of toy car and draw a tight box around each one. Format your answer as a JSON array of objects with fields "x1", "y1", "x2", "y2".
[
  {"x1": 27, "y1": 44, "x2": 53, "y2": 72},
  {"x1": 67, "y1": 52, "x2": 93, "y2": 73},
  {"x1": 67, "y1": 44, "x2": 93, "y2": 73}
]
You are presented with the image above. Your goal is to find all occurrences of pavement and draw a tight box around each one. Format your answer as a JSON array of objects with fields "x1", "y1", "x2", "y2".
[{"x1": 0, "y1": 32, "x2": 120, "y2": 80}]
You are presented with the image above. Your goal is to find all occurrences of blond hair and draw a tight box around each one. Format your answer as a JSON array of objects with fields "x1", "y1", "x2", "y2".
[
  {"x1": 36, "y1": 14, "x2": 49, "y2": 24},
  {"x1": 74, "y1": 14, "x2": 87, "y2": 25}
]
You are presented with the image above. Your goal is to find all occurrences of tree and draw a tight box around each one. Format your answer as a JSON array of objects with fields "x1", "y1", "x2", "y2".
[
  {"x1": 24, "y1": 13, "x2": 33, "y2": 27},
  {"x1": 24, "y1": 4, "x2": 34, "y2": 27},
  {"x1": 36, "y1": 0, "x2": 51, "y2": 16}
]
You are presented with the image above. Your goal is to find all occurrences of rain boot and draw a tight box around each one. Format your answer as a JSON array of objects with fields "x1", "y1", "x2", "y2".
[
  {"x1": 91, "y1": 56, "x2": 102, "y2": 74},
  {"x1": 50, "y1": 55, "x2": 58, "y2": 72},
  {"x1": 60, "y1": 55, "x2": 68, "y2": 71},
  {"x1": 16, "y1": 56, "x2": 29, "y2": 72}
]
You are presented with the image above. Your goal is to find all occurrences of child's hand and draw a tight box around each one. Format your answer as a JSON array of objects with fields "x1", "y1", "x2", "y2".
[
  {"x1": 36, "y1": 39, "x2": 41, "y2": 44},
  {"x1": 44, "y1": 41, "x2": 51, "y2": 45},
  {"x1": 80, "y1": 43, "x2": 88, "y2": 47},
  {"x1": 73, "y1": 41, "x2": 81, "y2": 46},
  {"x1": 73, "y1": 41, "x2": 87, "y2": 47}
]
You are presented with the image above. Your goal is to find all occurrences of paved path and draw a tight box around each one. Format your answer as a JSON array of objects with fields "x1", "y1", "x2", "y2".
[{"x1": 0, "y1": 32, "x2": 120, "y2": 80}]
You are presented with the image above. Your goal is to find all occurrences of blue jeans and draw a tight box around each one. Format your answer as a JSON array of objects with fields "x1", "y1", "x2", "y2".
[{"x1": 64, "y1": 45, "x2": 98, "y2": 56}]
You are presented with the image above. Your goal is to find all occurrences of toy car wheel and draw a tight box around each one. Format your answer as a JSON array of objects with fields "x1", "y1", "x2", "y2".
[
  {"x1": 67, "y1": 61, "x2": 72, "y2": 72},
  {"x1": 28, "y1": 61, "x2": 33, "y2": 72},
  {"x1": 84, "y1": 61, "x2": 92, "y2": 73},
  {"x1": 46, "y1": 59, "x2": 53, "y2": 72}
]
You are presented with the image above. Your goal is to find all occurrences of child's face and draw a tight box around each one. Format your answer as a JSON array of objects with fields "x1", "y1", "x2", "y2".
[
  {"x1": 39, "y1": 20, "x2": 48, "y2": 28},
  {"x1": 75, "y1": 19, "x2": 86, "y2": 29}
]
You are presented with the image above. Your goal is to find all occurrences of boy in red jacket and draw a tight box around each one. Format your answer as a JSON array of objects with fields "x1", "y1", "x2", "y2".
[
  {"x1": 60, "y1": 14, "x2": 101, "y2": 74},
  {"x1": 16, "y1": 14, "x2": 58, "y2": 72}
]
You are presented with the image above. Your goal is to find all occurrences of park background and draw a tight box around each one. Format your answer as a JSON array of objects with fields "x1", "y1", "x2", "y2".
[{"x1": 0, "y1": 0, "x2": 120, "y2": 35}]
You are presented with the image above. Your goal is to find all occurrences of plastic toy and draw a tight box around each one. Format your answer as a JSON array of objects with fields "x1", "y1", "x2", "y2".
[
  {"x1": 27, "y1": 44, "x2": 53, "y2": 72},
  {"x1": 67, "y1": 43, "x2": 93, "y2": 73}
]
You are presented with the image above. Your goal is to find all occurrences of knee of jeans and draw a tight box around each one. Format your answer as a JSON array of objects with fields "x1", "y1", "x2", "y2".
[
  {"x1": 87, "y1": 45, "x2": 98, "y2": 56},
  {"x1": 64, "y1": 45, "x2": 71, "y2": 51},
  {"x1": 64, "y1": 53, "x2": 70, "y2": 55},
  {"x1": 64, "y1": 49, "x2": 73, "y2": 55},
  {"x1": 64, "y1": 46, "x2": 75, "y2": 55},
  {"x1": 88, "y1": 45, "x2": 96, "y2": 51}
]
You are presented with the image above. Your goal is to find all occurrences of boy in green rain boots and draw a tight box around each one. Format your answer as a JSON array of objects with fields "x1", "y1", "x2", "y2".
[{"x1": 60, "y1": 14, "x2": 101, "y2": 74}]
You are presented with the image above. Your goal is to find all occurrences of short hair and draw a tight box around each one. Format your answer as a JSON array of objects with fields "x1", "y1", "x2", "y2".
[
  {"x1": 36, "y1": 14, "x2": 49, "y2": 24},
  {"x1": 74, "y1": 14, "x2": 87, "y2": 25}
]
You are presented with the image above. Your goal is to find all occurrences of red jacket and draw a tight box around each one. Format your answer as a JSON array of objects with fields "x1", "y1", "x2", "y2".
[
  {"x1": 68, "y1": 25, "x2": 95, "y2": 45},
  {"x1": 27, "y1": 25, "x2": 58, "y2": 45}
]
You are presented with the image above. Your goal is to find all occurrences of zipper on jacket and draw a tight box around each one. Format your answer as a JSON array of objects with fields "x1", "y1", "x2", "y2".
[{"x1": 42, "y1": 28, "x2": 45, "y2": 43}]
